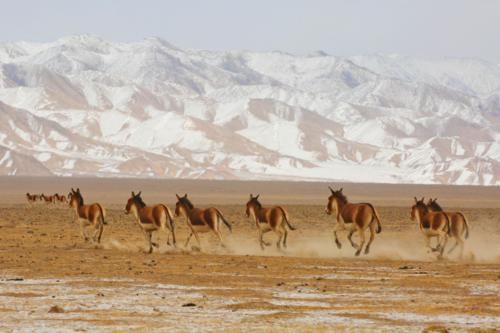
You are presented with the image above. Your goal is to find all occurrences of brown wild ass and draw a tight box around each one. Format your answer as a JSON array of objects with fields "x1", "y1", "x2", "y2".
[
  {"x1": 54, "y1": 193, "x2": 67, "y2": 205},
  {"x1": 411, "y1": 197, "x2": 450, "y2": 258},
  {"x1": 427, "y1": 198, "x2": 469, "y2": 258},
  {"x1": 41, "y1": 193, "x2": 55, "y2": 205},
  {"x1": 125, "y1": 191, "x2": 176, "y2": 253},
  {"x1": 26, "y1": 193, "x2": 39, "y2": 204},
  {"x1": 174, "y1": 194, "x2": 232, "y2": 248},
  {"x1": 245, "y1": 194, "x2": 296, "y2": 250},
  {"x1": 325, "y1": 187, "x2": 382, "y2": 256},
  {"x1": 69, "y1": 188, "x2": 106, "y2": 243}
]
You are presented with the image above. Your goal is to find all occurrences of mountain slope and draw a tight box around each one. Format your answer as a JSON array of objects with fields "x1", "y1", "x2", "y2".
[{"x1": 0, "y1": 35, "x2": 499, "y2": 185}]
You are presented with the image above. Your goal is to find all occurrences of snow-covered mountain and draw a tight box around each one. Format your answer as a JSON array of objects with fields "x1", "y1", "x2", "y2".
[{"x1": 1, "y1": 35, "x2": 499, "y2": 185}]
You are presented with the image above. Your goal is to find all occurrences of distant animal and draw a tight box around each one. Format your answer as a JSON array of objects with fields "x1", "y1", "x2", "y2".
[
  {"x1": 40, "y1": 193, "x2": 55, "y2": 205},
  {"x1": 411, "y1": 197, "x2": 450, "y2": 258},
  {"x1": 427, "y1": 198, "x2": 469, "y2": 258},
  {"x1": 325, "y1": 187, "x2": 382, "y2": 256},
  {"x1": 245, "y1": 194, "x2": 296, "y2": 250},
  {"x1": 125, "y1": 191, "x2": 176, "y2": 253},
  {"x1": 174, "y1": 194, "x2": 231, "y2": 248},
  {"x1": 54, "y1": 193, "x2": 67, "y2": 205},
  {"x1": 26, "y1": 192, "x2": 38, "y2": 204},
  {"x1": 69, "y1": 188, "x2": 105, "y2": 243}
]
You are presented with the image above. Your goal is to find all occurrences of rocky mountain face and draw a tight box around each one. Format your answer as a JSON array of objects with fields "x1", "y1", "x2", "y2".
[{"x1": 1, "y1": 35, "x2": 499, "y2": 184}]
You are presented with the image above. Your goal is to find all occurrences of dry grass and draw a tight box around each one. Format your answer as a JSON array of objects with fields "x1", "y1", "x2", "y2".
[{"x1": 0, "y1": 177, "x2": 499, "y2": 331}]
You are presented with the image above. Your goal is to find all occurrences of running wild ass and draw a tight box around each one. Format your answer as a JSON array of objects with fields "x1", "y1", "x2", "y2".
[
  {"x1": 245, "y1": 194, "x2": 296, "y2": 250},
  {"x1": 411, "y1": 197, "x2": 450, "y2": 258},
  {"x1": 69, "y1": 188, "x2": 106, "y2": 243},
  {"x1": 125, "y1": 191, "x2": 176, "y2": 253},
  {"x1": 427, "y1": 198, "x2": 469, "y2": 258},
  {"x1": 325, "y1": 187, "x2": 382, "y2": 256},
  {"x1": 174, "y1": 194, "x2": 231, "y2": 248}
]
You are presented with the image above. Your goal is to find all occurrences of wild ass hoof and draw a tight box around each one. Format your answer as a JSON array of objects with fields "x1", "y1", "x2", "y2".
[
  {"x1": 335, "y1": 240, "x2": 342, "y2": 249},
  {"x1": 364, "y1": 247, "x2": 370, "y2": 255},
  {"x1": 355, "y1": 249, "x2": 362, "y2": 256},
  {"x1": 152, "y1": 242, "x2": 159, "y2": 248}
]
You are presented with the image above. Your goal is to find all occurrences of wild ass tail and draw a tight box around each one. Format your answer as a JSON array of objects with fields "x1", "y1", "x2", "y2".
[
  {"x1": 278, "y1": 207, "x2": 296, "y2": 231},
  {"x1": 216, "y1": 209, "x2": 232, "y2": 233},
  {"x1": 97, "y1": 204, "x2": 107, "y2": 225},
  {"x1": 457, "y1": 212, "x2": 469, "y2": 239},
  {"x1": 367, "y1": 203, "x2": 382, "y2": 233}
]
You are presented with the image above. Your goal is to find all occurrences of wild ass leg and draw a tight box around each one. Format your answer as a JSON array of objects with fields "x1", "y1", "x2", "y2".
[
  {"x1": 80, "y1": 220, "x2": 89, "y2": 242},
  {"x1": 333, "y1": 223, "x2": 343, "y2": 249},
  {"x1": 166, "y1": 228, "x2": 176, "y2": 248},
  {"x1": 437, "y1": 233, "x2": 448, "y2": 259},
  {"x1": 447, "y1": 240, "x2": 458, "y2": 254},
  {"x1": 211, "y1": 221, "x2": 225, "y2": 248},
  {"x1": 184, "y1": 232, "x2": 193, "y2": 248},
  {"x1": 91, "y1": 221, "x2": 101, "y2": 243},
  {"x1": 275, "y1": 228, "x2": 284, "y2": 250},
  {"x1": 424, "y1": 235, "x2": 434, "y2": 253},
  {"x1": 151, "y1": 232, "x2": 159, "y2": 248},
  {"x1": 143, "y1": 231, "x2": 153, "y2": 253},
  {"x1": 282, "y1": 227, "x2": 288, "y2": 248},
  {"x1": 259, "y1": 229, "x2": 272, "y2": 250},
  {"x1": 364, "y1": 223, "x2": 376, "y2": 255},
  {"x1": 96, "y1": 223, "x2": 103, "y2": 244},
  {"x1": 347, "y1": 228, "x2": 358, "y2": 249},
  {"x1": 355, "y1": 227, "x2": 365, "y2": 256}
]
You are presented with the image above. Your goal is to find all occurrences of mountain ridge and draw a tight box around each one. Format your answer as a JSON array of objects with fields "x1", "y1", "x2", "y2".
[{"x1": 0, "y1": 35, "x2": 499, "y2": 185}]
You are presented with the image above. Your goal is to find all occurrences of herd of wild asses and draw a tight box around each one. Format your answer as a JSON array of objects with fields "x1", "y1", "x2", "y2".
[{"x1": 25, "y1": 187, "x2": 470, "y2": 259}]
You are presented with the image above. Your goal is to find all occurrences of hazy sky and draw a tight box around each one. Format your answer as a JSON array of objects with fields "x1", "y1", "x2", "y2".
[{"x1": 1, "y1": 0, "x2": 499, "y2": 62}]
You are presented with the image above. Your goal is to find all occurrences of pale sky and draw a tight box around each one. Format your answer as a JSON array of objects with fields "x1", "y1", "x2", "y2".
[{"x1": 1, "y1": 0, "x2": 499, "y2": 62}]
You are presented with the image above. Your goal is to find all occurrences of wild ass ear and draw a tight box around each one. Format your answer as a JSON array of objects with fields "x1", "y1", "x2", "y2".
[
  {"x1": 176, "y1": 194, "x2": 181, "y2": 200},
  {"x1": 434, "y1": 198, "x2": 438, "y2": 202},
  {"x1": 184, "y1": 193, "x2": 187, "y2": 198},
  {"x1": 339, "y1": 187, "x2": 343, "y2": 193},
  {"x1": 249, "y1": 193, "x2": 253, "y2": 199},
  {"x1": 137, "y1": 191, "x2": 141, "y2": 197},
  {"x1": 329, "y1": 186, "x2": 334, "y2": 194},
  {"x1": 414, "y1": 196, "x2": 418, "y2": 203},
  {"x1": 131, "y1": 191, "x2": 135, "y2": 197},
  {"x1": 77, "y1": 188, "x2": 80, "y2": 193},
  {"x1": 421, "y1": 197, "x2": 424, "y2": 202}
]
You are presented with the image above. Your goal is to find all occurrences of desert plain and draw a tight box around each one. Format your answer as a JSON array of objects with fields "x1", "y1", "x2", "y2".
[{"x1": 0, "y1": 177, "x2": 499, "y2": 332}]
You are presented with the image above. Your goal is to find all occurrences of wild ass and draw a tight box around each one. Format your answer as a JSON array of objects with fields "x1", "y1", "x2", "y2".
[
  {"x1": 54, "y1": 193, "x2": 67, "y2": 205},
  {"x1": 69, "y1": 188, "x2": 106, "y2": 243},
  {"x1": 325, "y1": 187, "x2": 382, "y2": 256},
  {"x1": 26, "y1": 192, "x2": 39, "y2": 204},
  {"x1": 174, "y1": 194, "x2": 232, "y2": 248},
  {"x1": 41, "y1": 193, "x2": 55, "y2": 205},
  {"x1": 125, "y1": 191, "x2": 176, "y2": 253},
  {"x1": 427, "y1": 198, "x2": 469, "y2": 258},
  {"x1": 410, "y1": 197, "x2": 450, "y2": 258},
  {"x1": 245, "y1": 194, "x2": 296, "y2": 250}
]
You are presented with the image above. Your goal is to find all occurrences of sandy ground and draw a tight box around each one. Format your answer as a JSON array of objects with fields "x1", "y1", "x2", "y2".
[{"x1": 0, "y1": 177, "x2": 499, "y2": 332}]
